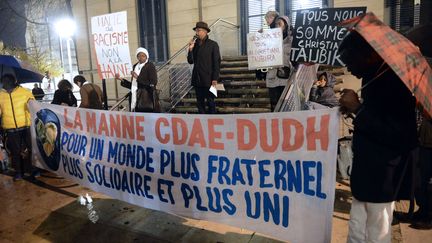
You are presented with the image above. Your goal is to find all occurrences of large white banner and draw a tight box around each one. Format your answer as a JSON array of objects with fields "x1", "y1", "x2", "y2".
[
  {"x1": 29, "y1": 101, "x2": 339, "y2": 243},
  {"x1": 91, "y1": 11, "x2": 132, "y2": 79},
  {"x1": 247, "y1": 28, "x2": 284, "y2": 70}
]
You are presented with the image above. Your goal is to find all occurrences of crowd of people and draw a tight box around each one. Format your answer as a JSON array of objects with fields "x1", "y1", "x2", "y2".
[{"x1": 0, "y1": 12, "x2": 431, "y2": 243}]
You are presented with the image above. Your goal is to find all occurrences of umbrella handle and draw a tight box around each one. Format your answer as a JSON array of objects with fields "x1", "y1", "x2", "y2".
[{"x1": 356, "y1": 62, "x2": 390, "y2": 93}]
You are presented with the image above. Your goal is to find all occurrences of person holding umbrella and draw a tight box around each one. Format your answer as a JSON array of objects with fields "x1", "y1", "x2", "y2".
[
  {"x1": 338, "y1": 17, "x2": 421, "y2": 242},
  {"x1": 0, "y1": 74, "x2": 36, "y2": 181}
]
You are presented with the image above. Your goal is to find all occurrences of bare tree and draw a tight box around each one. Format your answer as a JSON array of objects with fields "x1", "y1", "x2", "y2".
[
  {"x1": 26, "y1": 24, "x2": 63, "y2": 77},
  {"x1": 4, "y1": 0, "x2": 68, "y2": 25},
  {"x1": 2, "y1": 0, "x2": 70, "y2": 77}
]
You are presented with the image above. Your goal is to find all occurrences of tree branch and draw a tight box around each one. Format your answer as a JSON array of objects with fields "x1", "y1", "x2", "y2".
[{"x1": 5, "y1": 0, "x2": 48, "y2": 25}]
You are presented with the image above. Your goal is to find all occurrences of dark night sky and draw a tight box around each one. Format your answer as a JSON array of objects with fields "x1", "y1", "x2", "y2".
[{"x1": 0, "y1": 0, "x2": 27, "y2": 49}]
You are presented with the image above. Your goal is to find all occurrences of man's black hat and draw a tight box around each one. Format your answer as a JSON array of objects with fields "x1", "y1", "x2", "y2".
[{"x1": 193, "y1": 21, "x2": 211, "y2": 32}]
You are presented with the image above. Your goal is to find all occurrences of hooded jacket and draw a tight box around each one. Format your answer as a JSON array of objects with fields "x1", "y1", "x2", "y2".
[
  {"x1": 266, "y1": 16, "x2": 294, "y2": 88},
  {"x1": 0, "y1": 86, "x2": 34, "y2": 129},
  {"x1": 309, "y1": 72, "x2": 339, "y2": 107}
]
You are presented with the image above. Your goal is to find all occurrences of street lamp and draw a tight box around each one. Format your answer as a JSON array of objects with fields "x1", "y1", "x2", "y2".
[{"x1": 54, "y1": 18, "x2": 76, "y2": 81}]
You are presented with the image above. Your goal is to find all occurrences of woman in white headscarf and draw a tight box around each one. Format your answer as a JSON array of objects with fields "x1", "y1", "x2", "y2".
[{"x1": 115, "y1": 47, "x2": 160, "y2": 112}]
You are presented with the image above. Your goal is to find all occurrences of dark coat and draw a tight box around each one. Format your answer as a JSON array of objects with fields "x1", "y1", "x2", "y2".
[
  {"x1": 120, "y1": 62, "x2": 160, "y2": 112},
  {"x1": 351, "y1": 69, "x2": 418, "y2": 203},
  {"x1": 120, "y1": 62, "x2": 157, "y2": 89},
  {"x1": 32, "y1": 87, "x2": 45, "y2": 100},
  {"x1": 187, "y1": 36, "x2": 221, "y2": 88},
  {"x1": 51, "y1": 89, "x2": 77, "y2": 107},
  {"x1": 419, "y1": 119, "x2": 432, "y2": 148}
]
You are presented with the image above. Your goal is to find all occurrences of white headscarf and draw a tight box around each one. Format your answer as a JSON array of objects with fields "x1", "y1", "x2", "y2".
[
  {"x1": 135, "y1": 47, "x2": 149, "y2": 63},
  {"x1": 131, "y1": 47, "x2": 149, "y2": 111}
]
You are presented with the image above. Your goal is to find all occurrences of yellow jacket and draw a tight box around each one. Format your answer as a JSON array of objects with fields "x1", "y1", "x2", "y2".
[{"x1": 0, "y1": 86, "x2": 34, "y2": 130}]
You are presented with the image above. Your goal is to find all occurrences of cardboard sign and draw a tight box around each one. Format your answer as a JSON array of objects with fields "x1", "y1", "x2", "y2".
[
  {"x1": 291, "y1": 7, "x2": 367, "y2": 66},
  {"x1": 247, "y1": 28, "x2": 284, "y2": 70},
  {"x1": 91, "y1": 11, "x2": 133, "y2": 79},
  {"x1": 29, "y1": 101, "x2": 339, "y2": 243}
]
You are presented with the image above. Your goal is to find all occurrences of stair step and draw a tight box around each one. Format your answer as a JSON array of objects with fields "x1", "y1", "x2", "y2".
[
  {"x1": 181, "y1": 97, "x2": 270, "y2": 104},
  {"x1": 223, "y1": 80, "x2": 266, "y2": 87},
  {"x1": 188, "y1": 88, "x2": 269, "y2": 96},
  {"x1": 220, "y1": 73, "x2": 256, "y2": 80},
  {"x1": 221, "y1": 60, "x2": 249, "y2": 68},
  {"x1": 174, "y1": 107, "x2": 271, "y2": 114},
  {"x1": 219, "y1": 107, "x2": 271, "y2": 113},
  {"x1": 220, "y1": 66, "x2": 253, "y2": 74},
  {"x1": 222, "y1": 56, "x2": 248, "y2": 61}
]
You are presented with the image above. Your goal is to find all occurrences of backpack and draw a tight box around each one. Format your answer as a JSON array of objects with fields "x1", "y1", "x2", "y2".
[{"x1": 87, "y1": 84, "x2": 103, "y2": 110}]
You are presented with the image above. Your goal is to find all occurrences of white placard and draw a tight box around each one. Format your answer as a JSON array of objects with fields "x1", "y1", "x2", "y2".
[
  {"x1": 247, "y1": 28, "x2": 284, "y2": 70},
  {"x1": 91, "y1": 11, "x2": 133, "y2": 79}
]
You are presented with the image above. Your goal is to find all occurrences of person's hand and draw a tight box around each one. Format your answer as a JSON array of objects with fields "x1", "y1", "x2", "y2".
[
  {"x1": 211, "y1": 80, "x2": 218, "y2": 86},
  {"x1": 339, "y1": 89, "x2": 361, "y2": 114},
  {"x1": 130, "y1": 71, "x2": 138, "y2": 79},
  {"x1": 314, "y1": 80, "x2": 325, "y2": 87},
  {"x1": 188, "y1": 38, "x2": 196, "y2": 52},
  {"x1": 114, "y1": 73, "x2": 120, "y2": 80}
]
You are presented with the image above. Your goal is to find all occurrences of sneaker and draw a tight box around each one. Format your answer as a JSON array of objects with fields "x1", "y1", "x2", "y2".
[
  {"x1": 13, "y1": 173, "x2": 23, "y2": 181},
  {"x1": 31, "y1": 170, "x2": 41, "y2": 178}
]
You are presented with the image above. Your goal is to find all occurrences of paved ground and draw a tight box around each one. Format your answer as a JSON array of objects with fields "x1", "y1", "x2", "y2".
[{"x1": 0, "y1": 171, "x2": 430, "y2": 243}]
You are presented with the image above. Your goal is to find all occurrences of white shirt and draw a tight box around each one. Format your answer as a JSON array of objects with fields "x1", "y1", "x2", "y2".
[{"x1": 131, "y1": 62, "x2": 145, "y2": 111}]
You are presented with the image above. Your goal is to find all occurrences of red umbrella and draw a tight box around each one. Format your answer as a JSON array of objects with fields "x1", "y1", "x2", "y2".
[{"x1": 340, "y1": 12, "x2": 432, "y2": 116}]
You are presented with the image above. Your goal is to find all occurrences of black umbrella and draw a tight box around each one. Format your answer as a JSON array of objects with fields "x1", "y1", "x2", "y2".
[{"x1": 0, "y1": 55, "x2": 43, "y2": 83}]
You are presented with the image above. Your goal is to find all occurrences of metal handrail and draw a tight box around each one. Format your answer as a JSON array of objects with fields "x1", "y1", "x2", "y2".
[
  {"x1": 156, "y1": 18, "x2": 239, "y2": 72},
  {"x1": 110, "y1": 18, "x2": 240, "y2": 112},
  {"x1": 109, "y1": 91, "x2": 130, "y2": 111}
]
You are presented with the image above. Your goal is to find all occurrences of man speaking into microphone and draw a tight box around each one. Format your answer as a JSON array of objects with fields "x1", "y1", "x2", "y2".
[{"x1": 187, "y1": 21, "x2": 221, "y2": 114}]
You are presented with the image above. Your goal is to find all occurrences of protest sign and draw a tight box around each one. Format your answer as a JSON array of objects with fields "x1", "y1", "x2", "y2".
[
  {"x1": 291, "y1": 7, "x2": 367, "y2": 66},
  {"x1": 91, "y1": 11, "x2": 132, "y2": 79},
  {"x1": 29, "y1": 101, "x2": 339, "y2": 243},
  {"x1": 247, "y1": 28, "x2": 284, "y2": 70}
]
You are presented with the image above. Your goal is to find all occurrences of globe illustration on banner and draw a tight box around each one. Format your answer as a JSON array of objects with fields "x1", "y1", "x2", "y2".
[{"x1": 34, "y1": 109, "x2": 61, "y2": 171}]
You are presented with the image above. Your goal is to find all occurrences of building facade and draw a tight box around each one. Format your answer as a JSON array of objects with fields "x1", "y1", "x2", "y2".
[{"x1": 70, "y1": 0, "x2": 426, "y2": 104}]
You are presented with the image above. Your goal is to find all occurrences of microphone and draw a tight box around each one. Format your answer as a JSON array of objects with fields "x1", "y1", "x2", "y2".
[{"x1": 192, "y1": 35, "x2": 199, "y2": 42}]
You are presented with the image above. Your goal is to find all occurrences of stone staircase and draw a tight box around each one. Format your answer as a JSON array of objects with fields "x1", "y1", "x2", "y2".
[
  {"x1": 171, "y1": 56, "x2": 347, "y2": 114},
  {"x1": 173, "y1": 56, "x2": 271, "y2": 114}
]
